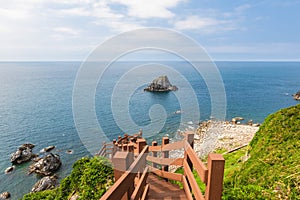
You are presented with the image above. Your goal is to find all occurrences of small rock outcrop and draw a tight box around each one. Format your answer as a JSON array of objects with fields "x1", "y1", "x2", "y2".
[
  {"x1": 31, "y1": 175, "x2": 58, "y2": 193},
  {"x1": 10, "y1": 143, "x2": 36, "y2": 164},
  {"x1": 231, "y1": 117, "x2": 244, "y2": 124},
  {"x1": 293, "y1": 91, "x2": 300, "y2": 101},
  {"x1": 40, "y1": 145, "x2": 55, "y2": 153},
  {"x1": 0, "y1": 192, "x2": 10, "y2": 199},
  {"x1": 29, "y1": 153, "x2": 61, "y2": 176},
  {"x1": 4, "y1": 166, "x2": 15, "y2": 174},
  {"x1": 144, "y1": 75, "x2": 178, "y2": 92}
]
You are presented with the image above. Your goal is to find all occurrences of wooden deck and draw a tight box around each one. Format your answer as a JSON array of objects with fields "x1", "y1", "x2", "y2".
[{"x1": 147, "y1": 173, "x2": 187, "y2": 200}]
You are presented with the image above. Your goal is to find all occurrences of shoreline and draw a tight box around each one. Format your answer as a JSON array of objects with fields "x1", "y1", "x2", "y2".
[{"x1": 193, "y1": 120, "x2": 260, "y2": 158}]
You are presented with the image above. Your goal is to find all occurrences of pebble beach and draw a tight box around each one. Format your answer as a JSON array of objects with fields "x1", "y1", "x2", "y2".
[{"x1": 194, "y1": 120, "x2": 260, "y2": 158}]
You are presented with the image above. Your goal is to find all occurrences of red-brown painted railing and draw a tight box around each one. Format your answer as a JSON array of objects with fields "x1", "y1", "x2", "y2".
[
  {"x1": 100, "y1": 144, "x2": 149, "y2": 200},
  {"x1": 99, "y1": 131, "x2": 225, "y2": 200},
  {"x1": 146, "y1": 132, "x2": 225, "y2": 200}
]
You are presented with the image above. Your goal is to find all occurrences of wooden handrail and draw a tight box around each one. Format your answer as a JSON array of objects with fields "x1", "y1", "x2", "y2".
[
  {"x1": 183, "y1": 159, "x2": 205, "y2": 200},
  {"x1": 131, "y1": 166, "x2": 149, "y2": 200},
  {"x1": 146, "y1": 156, "x2": 183, "y2": 166},
  {"x1": 100, "y1": 145, "x2": 148, "y2": 200},
  {"x1": 182, "y1": 175, "x2": 194, "y2": 200},
  {"x1": 162, "y1": 140, "x2": 185, "y2": 151},
  {"x1": 149, "y1": 166, "x2": 183, "y2": 182},
  {"x1": 185, "y1": 144, "x2": 208, "y2": 183},
  {"x1": 97, "y1": 142, "x2": 114, "y2": 157},
  {"x1": 146, "y1": 134, "x2": 224, "y2": 200}
]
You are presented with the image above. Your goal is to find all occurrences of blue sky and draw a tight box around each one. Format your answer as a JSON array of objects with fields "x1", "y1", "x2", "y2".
[{"x1": 1, "y1": 0, "x2": 300, "y2": 61}]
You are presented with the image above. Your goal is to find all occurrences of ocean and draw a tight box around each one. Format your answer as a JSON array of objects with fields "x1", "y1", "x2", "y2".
[{"x1": 0, "y1": 61, "x2": 299, "y2": 199}]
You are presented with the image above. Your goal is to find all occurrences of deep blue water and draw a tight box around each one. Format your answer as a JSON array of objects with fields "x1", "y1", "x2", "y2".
[{"x1": 0, "y1": 61, "x2": 299, "y2": 199}]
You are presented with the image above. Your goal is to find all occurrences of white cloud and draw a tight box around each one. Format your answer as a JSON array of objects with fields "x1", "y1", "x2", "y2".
[
  {"x1": 234, "y1": 4, "x2": 251, "y2": 14},
  {"x1": 174, "y1": 15, "x2": 235, "y2": 33},
  {"x1": 111, "y1": 0, "x2": 185, "y2": 19},
  {"x1": 53, "y1": 27, "x2": 79, "y2": 37}
]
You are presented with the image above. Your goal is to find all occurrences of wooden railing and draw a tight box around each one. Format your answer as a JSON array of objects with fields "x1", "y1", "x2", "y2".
[
  {"x1": 96, "y1": 142, "x2": 114, "y2": 158},
  {"x1": 100, "y1": 140, "x2": 149, "y2": 200},
  {"x1": 99, "y1": 132, "x2": 225, "y2": 200},
  {"x1": 147, "y1": 132, "x2": 225, "y2": 200}
]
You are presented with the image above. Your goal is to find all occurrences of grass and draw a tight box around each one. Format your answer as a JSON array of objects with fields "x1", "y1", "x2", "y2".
[
  {"x1": 170, "y1": 167, "x2": 206, "y2": 194},
  {"x1": 22, "y1": 156, "x2": 114, "y2": 200},
  {"x1": 223, "y1": 104, "x2": 300, "y2": 199}
]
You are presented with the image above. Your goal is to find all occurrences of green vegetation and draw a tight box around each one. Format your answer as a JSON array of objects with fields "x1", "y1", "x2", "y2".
[
  {"x1": 22, "y1": 156, "x2": 114, "y2": 200},
  {"x1": 223, "y1": 104, "x2": 300, "y2": 199},
  {"x1": 170, "y1": 167, "x2": 206, "y2": 194}
]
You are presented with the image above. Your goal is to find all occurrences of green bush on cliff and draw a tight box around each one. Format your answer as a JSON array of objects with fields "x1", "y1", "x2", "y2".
[
  {"x1": 223, "y1": 104, "x2": 300, "y2": 199},
  {"x1": 22, "y1": 156, "x2": 114, "y2": 200}
]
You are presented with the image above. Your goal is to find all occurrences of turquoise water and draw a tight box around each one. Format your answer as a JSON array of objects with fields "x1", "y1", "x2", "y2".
[{"x1": 0, "y1": 61, "x2": 299, "y2": 199}]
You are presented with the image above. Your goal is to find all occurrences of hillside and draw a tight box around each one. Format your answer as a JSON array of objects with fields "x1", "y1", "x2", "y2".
[
  {"x1": 22, "y1": 156, "x2": 114, "y2": 200},
  {"x1": 223, "y1": 104, "x2": 300, "y2": 199}
]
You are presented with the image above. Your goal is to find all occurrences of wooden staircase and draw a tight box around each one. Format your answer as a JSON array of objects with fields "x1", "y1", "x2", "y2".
[
  {"x1": 99, "y1": 132, "x2": 225, "y2": 200},
  {"x1": 147, "y1": 173, "x2": 187, "y2": 200}
]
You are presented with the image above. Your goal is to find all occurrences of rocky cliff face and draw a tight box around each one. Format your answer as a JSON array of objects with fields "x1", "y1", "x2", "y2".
[{"x1": 144, "y1": 75, "x2": 178, "y2": 92}]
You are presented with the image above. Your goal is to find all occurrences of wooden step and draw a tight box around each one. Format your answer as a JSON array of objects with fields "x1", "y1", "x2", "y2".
[{"x1": 147, "y1": 173, "x2": 187, "y2": 200}]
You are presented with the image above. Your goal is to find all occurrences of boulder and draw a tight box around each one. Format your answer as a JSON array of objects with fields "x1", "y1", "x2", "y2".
[
  {"x1": 247, "y1": 120, "x2": 253, "y2": 126},
  {"x1": 231, "y1": 117, "x2": 244, "y2": 124},
  {"x1": 293, "y1": 91, "x2": 300, "y2": 101},
  {"x1": 66, "y1": 150, "x2": 74, "y2": 154},
  {"x1": 29, "y1": 153, "x2": 61, "y2": 176},
  {"x1": 31, "y1": 175, "x2": 58, "y2": 193},
  {"x1": 40, "y1": 146, "x2": 55, "y2": 153},
  {"x1": 10, "y1": 143, "x2": 36, "y2": 164},
  {"x1": 0, "y1": 192, "x2": 10, "y2": 199},
  {"x1": 4, "y1": 166, "x2": 15, "y2": 174},
  {"x1": 144, "y1": 75, "x2": 178, "y2": 92}
]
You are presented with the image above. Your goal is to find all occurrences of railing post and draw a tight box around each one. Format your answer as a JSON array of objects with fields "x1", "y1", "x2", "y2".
[
  {"x1": 128, "y1": 143, "x2": 134, "y2": 153},
  {"x1": 205, "y1": 154, "x2": 225, "y2": 200},
  {"x1": 184, "y1": 132, "x2": 194, "y2": 192},
  {"x1": 152, "y1": 141, "x2": 158, "y2": 169},
  {"x1": 137, "y1": 139, "x2": 147, "y2": 154},
  {"x1": 162, "y1": 137, "x2": 169, "y2": 174},
  {"x1": 136, "y1": 139, "x2": 147, "y2": 180},
  {"x1": 185, "y1": 132, "x2": 194, "y2": 169},
  {"x1": 123, "y1": 144, "x2": 128, "y2": 151},
  {"x1": 112, "y1": 151, "x2": 134, "y2": 200},
  {"x1": 112, "y1": 139, "x2": 118, "y2": 157}
]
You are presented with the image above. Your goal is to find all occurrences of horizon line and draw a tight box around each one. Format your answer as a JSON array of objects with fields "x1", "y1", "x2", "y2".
[{"x1": 1, "y1": 59, "x2": 300, "y2": 62}]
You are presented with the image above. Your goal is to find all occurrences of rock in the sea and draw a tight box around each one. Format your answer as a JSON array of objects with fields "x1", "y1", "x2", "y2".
[
  {"x1": 29, "y1": 153, "x2": 61, "y2": 176},
  {"x1": 4, "y1": 166, "x2": 15, "y2": 174},
  {"x1": 10, "y1": 143, "x2": 36, "y2": 164},
  {"x1": 247, "y1": 120, "x2": 253, "y2": 126},
  {"x1": 31, "y1": 175, "x2": 58, "y2": 193},
  {"x1": 231, "y1": 117, "x2": 244, "y2": 124},
  {"x1": 293, "y1": 91, "x2": 300, "y2": 101},
  {"x1": 0, "y1": 192, "x2": 10, "y2": 199},
  {"x1": 40, "y1": 145, "x2": 55, "y2": 153},
  {"x1": 144, "y1": 75, "x2": 178, "y2": 92},
  {"x1": 252, "y1": 123, "x2": 260, "y2": 127},
  {"x1": 66, "y1": 149, "x2": 74, "y2": 154}
]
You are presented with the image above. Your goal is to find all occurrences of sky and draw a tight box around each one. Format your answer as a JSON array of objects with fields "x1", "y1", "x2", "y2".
[{"x1": 0, "y1": 0, "x2": 300, "y2": 61}]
